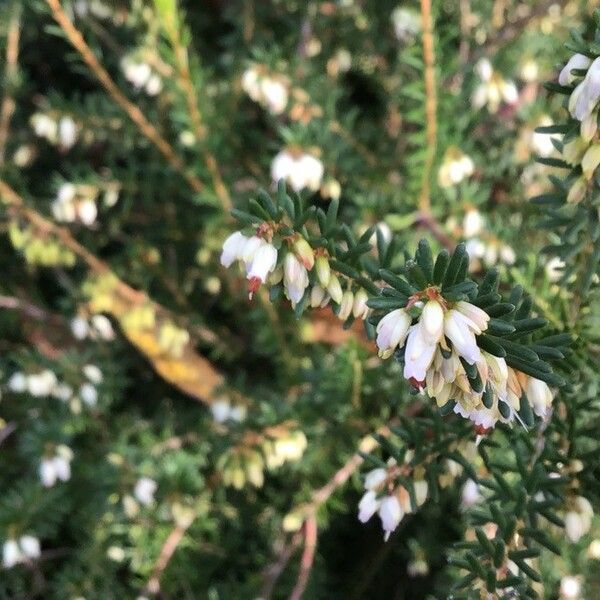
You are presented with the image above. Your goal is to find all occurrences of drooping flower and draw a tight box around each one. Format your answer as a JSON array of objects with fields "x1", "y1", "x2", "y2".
[
  {"x1": 283, "y1": 253, "x2": 309, "y2": 307},
  {"x1": 444, "y1": 308, "x2": 483, "y2": 365},
  {"x1": 526, "y1": 377, "x2": 553, "y2": 417},
  {"x1": 220, "y1": 231, "x2": 249, "y2": 267},
  {"x1": 376, "y1": 308, "x2": 411, "y2": 359},
  {"x1": 246, "y1": 242, "x2": 278, "y2": 298},
  {"x1": 379, "y1": 495, "x2": 403, "y2": 541},
  {"x1": 559, "y1": 53, "x2": 592, "y2": 86},
  {"x1": 358, "y1": 490, "x2": 380, "y2": 523},
  {"x1": 352, "y1": 289, "x2": 370, "y2": 320},
  {"x1": 570, "y1": 57, "x2": 600, "y2": 122},
  {"x1": 404, "y1": 321, "x2": 438, "y2": 382}
]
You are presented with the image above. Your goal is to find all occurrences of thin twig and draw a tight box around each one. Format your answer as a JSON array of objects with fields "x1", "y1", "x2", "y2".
[
  {"x1": 288, "y1": 515, "x2": 317, "y2": 600},
  {"x1": 0, "y1": 295, "x2": 48, "y2": 320},
  {"x1": 260, "y1": 532, "x2": 304, "y2": 600},
  {"x1": 144, "y1": 521, "x2": 193, "y2": 595},
  {"x1": 44, "y1": 0, "x2": 205, "y2": 196},
  {"x1": 0, "y1": 6, "x2": 21, "y2": 165},
  {"x1": 162, "y1": 7, "x2": 231, "y2": 211},
  {"x1": 419, "y1": 0, "x2": 437, "y2": 214}
]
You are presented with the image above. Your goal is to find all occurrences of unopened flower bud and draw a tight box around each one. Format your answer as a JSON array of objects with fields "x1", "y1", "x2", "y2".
[
  {"x1": 315, "y1": 255, "x2": 331, "y2": 287},
  {"x1": 581, "y1": 110, "x2": 598, "y2": 142},
  {"x1": 293, "y1": 237, "x2": 314, "y2": 270},
  {"x1": 567, "y1": 177, "x2": 587, "y2": 204},
  {"x1": 582, "y1": 144, "x2": 600, "y2": 179},
  {"x1": 562, "y1": 138, "x2": 588, "y2": 166},
  {"x1": 352, "y1": 288, "x2": 369, "y2": 319},
  {"x1": 327, "y1": 274, "x2": 343, "y2": 304},
  {"x1": 310, "y1": 285, "x2": 326, "y2": 307},
  {"x1": 338, "y1": 290, "x2": 354, "y2": 321}
]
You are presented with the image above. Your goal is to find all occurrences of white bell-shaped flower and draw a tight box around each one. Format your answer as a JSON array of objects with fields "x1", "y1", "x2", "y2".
[
  {"x1": 3, "y1": 539, "x2": 22, "y2": 568},
  {"x1": 526, "y1": 377, "x2": 553, "y2": 417},
  {"x1": 220, "y1": 231, "x2": 249, "y2": 268},
  {"x1": 19, "y1": 535, "x2": 41, "y2": 559},
  {"x1": 376, "y1": 309, "x2": 411, "y2": 359},
  {"x1": 378, "y1": 495, "x2": 403, "y2": 541},
  {"x1": 246, "y1": 243, "x2": 278, "y2": 297},
  {"x1": 283, "y1": 253, "x2": 309, "y2": 307},
  {"x1": 358, "y1": 490, "x2": 380, "y2": 523},
  {"x1": 559, "y1": 53, "x2": 591, "y2": 86},
  {"x1": 420, "y1": 299, "x2": 444, "y2": 344},
  {"x1": 403, "y1": 321, "x2": 437, "y2": 382}
]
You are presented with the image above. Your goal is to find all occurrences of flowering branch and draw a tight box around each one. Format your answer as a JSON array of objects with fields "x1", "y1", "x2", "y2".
[
  {"x1": 220, "y1": 182, "x2": 567, "y2": 432},
  {"x1": 44, "y1": 0, "x2": 206, "y2": 197}
]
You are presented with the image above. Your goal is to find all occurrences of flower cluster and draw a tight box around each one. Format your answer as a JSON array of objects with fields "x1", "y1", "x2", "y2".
[
  {"x1": 472, "y1": 58, "x2": 518, "y2": 113},
  {"x1": 221, "y1": 224, "x2": 370, "y2": 325},
  {"x1": 557, "y1": 53, "x2": 600, "y2": 202},
  {"x1": 71, "y1": 313, "x2": 116, "y2": 341},
  {"x1": 40, "y1": 445, "x2": 73, "y2": 488},
  {"x1": 7, "y1": 363, "x2": 103, "y2": 412},
  {"x1": 31, "y1": 112, "x2": 79, "y2": 150},
  {"x1": 391, "y1": 7, "x2": 421, "y2": 43},
  {"x1": 459, "y1": 208, "x2": 516, "y2": 268},
  {"x1": 217, "y1": 427, "x2": 307, "y2": 490},
  {"x1": 3, "y1": 535, "x2": 41, "y2": 569},
  {"x1": 210, "y1": 397, "x2": 247, "y2": 424},
  {"x1": 375, "y1": 289, "x2": 553, "y2": 430},
  {"x1": 121, "y1": 54, "x2": 163, "y2": 96},
  {"x1": 271, "y1": 148, "x2": 324, "y2": 193},
  {"x1": 437, "y1": 147, "x2": 475, "y2": 188},
  {"x1": 52, "y1": 181, "x2": 120, "y2": 227},
  {"x1": 242, "y1": 64, "x2": 289, "y2": 115},
  {"x1": 358, "y1": 458, "x2": 428, "y2": 541}
]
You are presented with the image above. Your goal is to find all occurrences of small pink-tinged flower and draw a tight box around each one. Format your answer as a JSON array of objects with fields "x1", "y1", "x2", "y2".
[
  {"x1": 376, "y1": 309, "x2": 411, "y2": 359},
  {"x1": 246, "y1": 243, "x2": 278, "y2": 298}
]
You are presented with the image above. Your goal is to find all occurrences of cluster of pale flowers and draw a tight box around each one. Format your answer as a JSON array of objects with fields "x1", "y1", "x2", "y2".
[
  {"x1": 390, "y1": 6, "x2": 421, "y2": 42},
  {"x1": 218, "y1": 429, "x2": 307, "y2": 490},
  {"x1": 460, "y1": 208, "x2": 516, "y2": 268},
  {"x1": 557, "y1": 53, "x2": 600, "y2": 203},
  {"x1": 271, "y1": 148, "x2": 324, "y2": 193},
  {"x1": 472, "y1": 58, "x2": 518, "y2": 113},
  {"x1": 375, "y1": 294, "x2": 553, "y2": 429},
  {"x1": 120, "y1": 476, "x2": 158, "y2": 519},
  {"x1": 52, "y1": 181, "x2": 120, "y2": 227},
  {"x1": 358, "y1": 458, "x2": 428, "y2": 541},
  {"x1": 40, "y1": 444, "x2": 73, "y2": 488},
  {"x1": 31, "y1": 112, "x2": 79, "y2": 150},
  {"x1": 8, "y1": 363, "x2": 103, "y2": 412},
  {"x1": 73, "y1": 0, "x2": 114, "y2": 20},
  {"x1": 121, "y1": 54, "x2": 163, "y2": 96},
  {"x1": 3, "y1": 535, "x2": 41, "y2": 569},
  {"x1": 241, "y1": 64, "x2": 289, "y2": 115},
  {"x1": 71, "y1": 313, "x2": 115, "y2": 341},
  {"x1": 437, "y1": 147, "x2": 475, "y2": 188},
  {"x1": 221, "y1": 229, "x2": 370, "y2": 322},
  {"x1": 210, "y1": 397, "x2": 247, "y2": 424}
]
